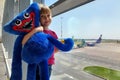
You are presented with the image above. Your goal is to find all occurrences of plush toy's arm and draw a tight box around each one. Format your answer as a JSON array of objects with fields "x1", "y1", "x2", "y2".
[
  {"x1": 47, "y1": 35, "x2": 74, "y2": 51},
  {"x1": 10, "y1": 35, "x2": 24, "y2": 80}
]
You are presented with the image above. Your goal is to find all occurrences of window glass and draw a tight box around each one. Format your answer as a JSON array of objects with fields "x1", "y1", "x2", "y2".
[
  {"x1": 45, "y1": 0, "x2": 58, "y2": 6},
  {"x1": 46, "y1": 0, "x2": 120, "y2": 80}
]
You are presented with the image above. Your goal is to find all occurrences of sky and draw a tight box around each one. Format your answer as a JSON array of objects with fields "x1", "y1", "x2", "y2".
[{"x1": 45, "y1": 0, "x2": 120, "y2": 39}]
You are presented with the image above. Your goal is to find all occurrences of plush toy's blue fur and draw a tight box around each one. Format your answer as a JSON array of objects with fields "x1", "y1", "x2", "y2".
[
  {"x1": 3, "y1": 2, "x2": 74, "y2": 80},
  {"x1": 4, "y1": 3, "x2": 40, "y2": 35},
  {"x1": 22, "y1": 32, "x2": 74, "y2": 64}
]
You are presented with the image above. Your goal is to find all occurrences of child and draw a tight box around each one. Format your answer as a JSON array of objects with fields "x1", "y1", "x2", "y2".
[{"x1": 22, "y1": 3, "x2": 58, "y2": 80}]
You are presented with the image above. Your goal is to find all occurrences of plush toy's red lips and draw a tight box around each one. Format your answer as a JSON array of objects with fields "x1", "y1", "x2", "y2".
[{"x1": 13, "y1": 12, "x2": 35, "y2": 32}]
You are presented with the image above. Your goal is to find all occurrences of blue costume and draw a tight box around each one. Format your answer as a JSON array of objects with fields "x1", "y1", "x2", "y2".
[{"x1": 3, "y1": 3, "x2": 74, "y2": 80}]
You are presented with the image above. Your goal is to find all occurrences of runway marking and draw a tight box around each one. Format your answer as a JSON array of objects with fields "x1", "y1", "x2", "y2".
[{"x1": 64, "y1": 73, "x2": 74, "y2": 79}]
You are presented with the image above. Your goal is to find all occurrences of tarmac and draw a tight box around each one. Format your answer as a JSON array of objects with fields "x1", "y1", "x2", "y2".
[
  {"x1": 0, "y1": 42, "x2": 120, "y2": 80},
  {"x1": 51, "y1": 43, "x2": 120, "y2": 80}
]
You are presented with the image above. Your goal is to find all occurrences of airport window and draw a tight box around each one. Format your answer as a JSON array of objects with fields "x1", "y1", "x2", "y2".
[
  {"x1": 44, "y1": 0, "x2": 120, "y2": 80},
  {"x1": 45, "y1": 0, "x2": 58, "y2": 6}
]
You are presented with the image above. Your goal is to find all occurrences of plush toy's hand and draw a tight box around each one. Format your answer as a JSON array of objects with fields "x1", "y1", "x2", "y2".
[
  {"x1": 48, "y1": 35, "x2": 74, "y2": 51},
  {"x1": 54, "y1": 39, "x2": 72, "y2": 53},
  {"x1": 62, "y1": 38, "x2": 74, "y2": 51}
]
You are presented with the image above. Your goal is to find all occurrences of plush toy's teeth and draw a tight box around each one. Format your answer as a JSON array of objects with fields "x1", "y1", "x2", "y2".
[
  {"x1": 31, "y1": 24, "x2": 33, "y2": 26},
  {"x1": 25, "y1": 22, "x2": 29, "y2": 26},
  {"x1": 23, "y1": 20, "x2": 32, "y2": 29},
  {"x1": 25, "y1": 20, "x2": 32, "y2": 26}
]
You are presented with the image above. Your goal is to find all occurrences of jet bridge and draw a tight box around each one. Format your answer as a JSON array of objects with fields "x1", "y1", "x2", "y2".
[{"x1": 50, "y1": 0, "x2": 95, "y2": 17}]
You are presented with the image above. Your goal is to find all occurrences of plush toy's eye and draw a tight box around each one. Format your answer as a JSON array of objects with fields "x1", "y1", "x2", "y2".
[
  {"x1": 15, "y1": 19, "x2": 21, "y2": 26},
  {"x1": 24, "y1": 13, "x2": 30, "y2": 19}
]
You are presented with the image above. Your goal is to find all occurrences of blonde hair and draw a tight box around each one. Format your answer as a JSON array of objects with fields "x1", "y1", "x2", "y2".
[{"x1": 39, "y1": 4, "x2": 52, "y2": 15}]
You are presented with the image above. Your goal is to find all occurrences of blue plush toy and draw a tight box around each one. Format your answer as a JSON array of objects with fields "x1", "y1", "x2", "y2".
[{"x1": 3, "y1": 3, "x2": 74, "y2": 80}]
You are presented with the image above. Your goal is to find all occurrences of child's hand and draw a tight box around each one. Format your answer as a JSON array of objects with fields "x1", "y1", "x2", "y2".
[
  {"x1": 22, "y1": 26, "x2": 43, "y2": 46},
  {"x1": 54, "y1": 40, "x2": 64, "y2": 53},
  {"x1": 54, "y1": 47, "x2": 59, "y2": 53},
  {"x1": 34, "y1": 26, "x2": 43, "y2": 32},
  {"x1": 60, "y1": 39, "x2": 64, "y2": 43}
]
